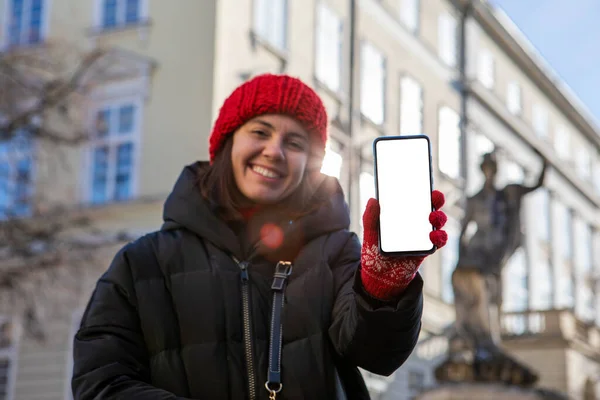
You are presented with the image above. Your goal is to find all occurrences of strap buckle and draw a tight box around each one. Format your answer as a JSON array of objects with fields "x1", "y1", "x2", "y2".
[{"x1": 271, "y1": 261, "x2": 293, "y2": 291}]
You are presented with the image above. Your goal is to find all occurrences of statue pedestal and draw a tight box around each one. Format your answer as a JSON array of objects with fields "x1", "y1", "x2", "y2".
[{"x1": 416, "y1": 383, "x2": 566, "y2": 400}]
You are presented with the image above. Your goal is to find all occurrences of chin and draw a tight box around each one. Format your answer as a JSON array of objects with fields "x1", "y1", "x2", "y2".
[
  {"x1": 249, "y1": 196, "x2": 281, "y2": 205},
  {"x1": 243, "y1": 190, "x2": 284, "y2": 205}
]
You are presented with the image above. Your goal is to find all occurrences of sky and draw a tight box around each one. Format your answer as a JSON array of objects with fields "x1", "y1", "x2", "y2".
[{"x1": 490, "y1": 0, "x2": 600, "y2": 126}]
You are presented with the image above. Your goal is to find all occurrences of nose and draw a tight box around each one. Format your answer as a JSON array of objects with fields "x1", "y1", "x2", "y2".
[{"x1": 262, "y1": 137, "x2": 285, "y2": 160}]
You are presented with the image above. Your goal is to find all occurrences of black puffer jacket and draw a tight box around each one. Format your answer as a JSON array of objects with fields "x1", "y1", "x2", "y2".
[{"x1": 72, "y1": 162, "x2": 424, "y2": 400}]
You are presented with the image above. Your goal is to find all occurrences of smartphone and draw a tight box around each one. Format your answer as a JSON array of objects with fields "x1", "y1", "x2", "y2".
[{"x1": 373, "y1": 135, "x2": 435, "y2": 257}]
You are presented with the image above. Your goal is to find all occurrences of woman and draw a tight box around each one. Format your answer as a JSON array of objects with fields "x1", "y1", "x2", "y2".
[{"x1": 72, "y1": 74, "x2": 448, "y2": 400}]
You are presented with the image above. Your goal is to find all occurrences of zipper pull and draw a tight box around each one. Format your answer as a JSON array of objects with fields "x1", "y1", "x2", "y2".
[
  {"x1": 231, "y1": 255, "x2": 250, "y2": 281},
  {"x1": 239, "y1": 261, "x2": 250, "y2": 281}
]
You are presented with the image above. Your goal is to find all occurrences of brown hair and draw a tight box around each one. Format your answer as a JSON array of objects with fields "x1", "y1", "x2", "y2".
[{"x1": 198, "y1": 136, "x2": 326, "y2": 221}]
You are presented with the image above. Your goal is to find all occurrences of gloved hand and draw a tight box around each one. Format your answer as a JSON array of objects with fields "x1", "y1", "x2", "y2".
[{"x1": 360, "y1": 190, "x2": 448, "y2": 300}]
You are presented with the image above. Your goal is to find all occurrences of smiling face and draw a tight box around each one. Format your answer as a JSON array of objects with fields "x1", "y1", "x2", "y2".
[{"x1": 231, "y1": 114, "x2": 311, "y2": 205}]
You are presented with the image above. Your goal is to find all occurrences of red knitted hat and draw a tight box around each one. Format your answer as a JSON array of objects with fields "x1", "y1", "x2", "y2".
[{"x1": 209, "y1": 74, "x2": 328, "y2": 162}]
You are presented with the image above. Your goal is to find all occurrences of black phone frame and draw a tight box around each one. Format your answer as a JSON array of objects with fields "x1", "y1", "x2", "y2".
[{"x1": 372, "y1": 134, "x2": 436, "y2": 258}]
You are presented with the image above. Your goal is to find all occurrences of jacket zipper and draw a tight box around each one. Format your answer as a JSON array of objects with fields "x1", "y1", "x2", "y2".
[{"x1": 233, "y1": 256, "x2": 257, "y2": 400}]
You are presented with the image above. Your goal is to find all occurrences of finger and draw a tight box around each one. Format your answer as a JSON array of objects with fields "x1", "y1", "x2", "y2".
[
  {"x1": 430, "y1": 230, "x2": 448, "y2": 248},
  {"x1": 432, "y1": 190, "x2": 445, "y2": 210},
  {"x1": 429, "y1": 210, "x2": 447, "y2": 230},
  {"x1": 362, "y1": 198, "x2": 380, "y2": 234}
]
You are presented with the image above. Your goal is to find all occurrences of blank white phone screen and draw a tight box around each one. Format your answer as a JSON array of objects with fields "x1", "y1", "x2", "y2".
[{"x1": 375, "y1": 137, "x2": 433, "y2": 254}]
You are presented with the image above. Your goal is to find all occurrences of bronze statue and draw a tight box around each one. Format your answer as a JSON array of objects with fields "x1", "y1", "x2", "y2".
[{"x1": 435, "y1": 150, "x2": 547, "y2": 386}]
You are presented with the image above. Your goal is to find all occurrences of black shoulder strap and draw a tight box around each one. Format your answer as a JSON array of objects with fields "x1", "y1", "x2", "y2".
[{"x1": 265, "y1": 261, "x2": 293, "y2": 399}]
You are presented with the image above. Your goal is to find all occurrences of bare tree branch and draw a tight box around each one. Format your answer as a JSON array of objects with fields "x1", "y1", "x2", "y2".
[
  {"x1": 0, "y1": 45, "x2": 106, "y2": 143},
  {"x1": 0, "y1": 42, "x2": 138, "y2": 340}
]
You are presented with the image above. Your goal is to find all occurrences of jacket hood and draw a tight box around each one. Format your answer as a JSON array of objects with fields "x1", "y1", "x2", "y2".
[{"x1": 161, "y1": 162, "x2": 351, "y2": 261}]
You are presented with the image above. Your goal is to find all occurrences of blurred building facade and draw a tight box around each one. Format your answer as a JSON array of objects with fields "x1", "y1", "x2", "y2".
[{"x1": 0, "y1": 0, "x2": 598, "y2": 399}]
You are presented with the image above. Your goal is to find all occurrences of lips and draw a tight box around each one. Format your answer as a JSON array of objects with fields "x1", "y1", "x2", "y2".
[{"x1": 249, "y1": 164, "x2": 283, "y2": 179}]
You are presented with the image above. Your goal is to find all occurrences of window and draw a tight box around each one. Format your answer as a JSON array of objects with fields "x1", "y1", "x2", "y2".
[
  {"x1": 574, "y1": 219, "x2": 594, "y2": 321},
  {"x1": 532, "y1": 104, "x2": 548, "y2": 139},
  {"x1": 89, "y1": 100, "x2": 141, "y2": 204},
  {"x1": 467, "y1": 132, "x2": 494, "y2": 195},
  {"x1": 0, "y1": 129, "x2": 34, "y2": 219},
  {"x1": 533, "y1": 189, "x2": 550, "y2": 242},
  {"x1": 507, "y1": 81, "x2": 522, "y2": 115},
  {"x1": 574, "y1": 141, "x2": 592, "y2": 181},
  {"x1": 529, "y1": 252, "x2": 552, "y2": 310},
  {"x1": 0, "y1": 317, "x2": 16, "y2": 400},
  {"x1": 253, "y1": 0, "x2": 288, "y2": 51},
  {"x1": 502, "y1": 248, "x2": 528, "y2": 312},
  {"x1": 438, "y1": 12, "x2": 458, "y2": 68},
  {"x1": 557, "y1": 204, "x2": 573, "y2": 261},
  {"x1": 477, "y1": 49, "x2": 495, "y2": 89},
  {"x1": 554, "y1": 124, "x2": 571, "y2": 161},
  {"x1": 315, "y1": 2, "x2": 342, "y2": 93},
  {"x1": 594, "y1": 229, "x2": 600, "y2": 282},
  {"x1": 595, "y1": 156, "x2": 600, "y2": 196},
  {"x1": 553, "y1": 200, "x2": 574, "y2": 308},
  {"x1": 6, "y1": 0, "x2": 45, "y2": 46},
  {"x1": 100, "y1": 0, "x2": 142, "y2": 28},
  {"x1": 399, "y1": 0, "x2": 419, "y2": 32},
  {"x1": 496, "y1": 157, "x2": 524, "y2": 188},
  {"x1": 437, "y1": 106, "x2": 461, "y2": 179},
  {"x1": 399, "y1": 76, "x2": 423, "y2": 135},
  {"x1": 320, "y1": 140, "x2": 343, "y2": 180},
  {"x1": 530, "y1": 190, "x2": 553, "y2": 311},
  {"x1": 440, "y1": 217, "x2": 459, "y2": 303},
  {"x1": 360, "y1": 42, "x2": 386, "y2": 125}
]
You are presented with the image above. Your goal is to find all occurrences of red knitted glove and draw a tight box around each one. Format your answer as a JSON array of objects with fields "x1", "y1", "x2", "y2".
[{"x1": 360, "y1": 190, "x2": 448, "y2": 300}]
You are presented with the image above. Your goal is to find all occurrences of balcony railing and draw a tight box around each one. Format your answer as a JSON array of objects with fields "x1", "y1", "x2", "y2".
[{"x1": 501, "y1": 309, "x2": 600, "y2": 350}]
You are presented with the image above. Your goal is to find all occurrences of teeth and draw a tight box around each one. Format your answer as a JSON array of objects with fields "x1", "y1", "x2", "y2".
[{"x1": 252, "y1": 165, "x2": 280, "y2": 178}]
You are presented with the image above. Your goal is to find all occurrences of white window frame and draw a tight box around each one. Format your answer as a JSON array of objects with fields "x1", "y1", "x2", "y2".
[
  {"x1": 554, "y1": 124, "x2": 571, "y2": 161},
  {"x1": 506, "y1": 81, "x2": 522, "y2": 116},
  {"x1": 477, "y1": 48, "x2": 495, "y2": 89},
  {"x1": 532, "y1": 103, "x2": 548, "y2": 139},
  {"x1": 253, "y1": 0, "x2": 288, "y2": 52},
  {"x1": 93, "y1": 0, "x2": 149, "y2": 29},
  {"x1": 438, "y1": 12, "x2": 458, "y2": 68},
  {"x1": 0, "y1": 316, "x2": 19, "y2": 400},
  {"x1": 0, "y1": 129, "x2": 37, "y2": 219},
  {"x1": 399, "y1": 74, "x2": 423, "y2": 135},
  {"x1": 315, "y1": 1, "x2": 343, "y2": 93},
  {"x1": 83, "y1": 86, "x2": 144, "y2": 205},
  {"x1": 360, "y1": 41, "x2": 386, "y2": 125},
  {"x1": 399, "y1": 0, "x2": 419, "y2": 33},
  {"x1": 437, "y1": 106, "x2": 461, "y2": 179},
  {"x1": 2, "y1": 0, "x2": 50, "y2": 48}
]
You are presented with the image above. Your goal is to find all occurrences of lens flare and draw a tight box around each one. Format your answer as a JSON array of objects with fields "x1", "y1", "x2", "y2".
[{"x1": 260, "y1": 223, "x2": 284, "y2": 249}]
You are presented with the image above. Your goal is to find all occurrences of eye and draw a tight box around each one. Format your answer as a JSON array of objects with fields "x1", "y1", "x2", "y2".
[
  {"x1": 286, "y1": 138, "x2": 307, "y2": 151},
  {"x1": 252, "y1": 130, "x2": 268, "y2": 137}
]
